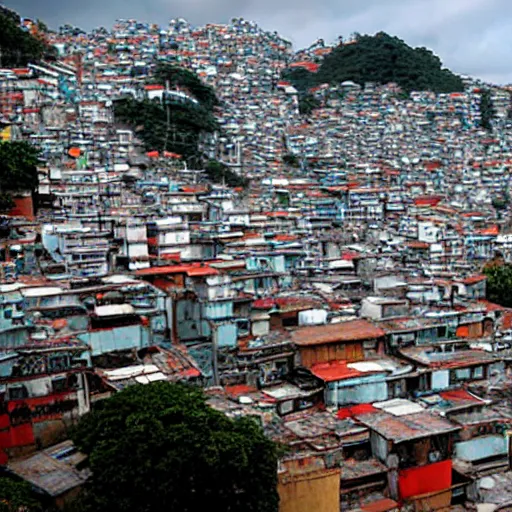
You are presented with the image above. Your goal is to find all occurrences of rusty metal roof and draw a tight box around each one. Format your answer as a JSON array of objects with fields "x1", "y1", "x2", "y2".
[
  {"x1": 355, "y1": 410, "x2": 460, "y2": 443},
  {"x1": 8, "y1": 441, "x2": 88, "y2": 497},
  {"x1": 291, "y1": 319, "x2": 385, "y2": 346}
]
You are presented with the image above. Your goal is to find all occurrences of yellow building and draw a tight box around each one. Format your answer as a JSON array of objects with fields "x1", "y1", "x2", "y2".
[
  {"x1": 278, "y1": 457, "x2": 341, "y2": 512},
  {"x1": 0, "y1": 125, "x2": 11, "y2": 141}
]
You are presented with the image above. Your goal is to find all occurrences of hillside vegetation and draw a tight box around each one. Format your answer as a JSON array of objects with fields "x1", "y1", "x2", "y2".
[
  {"x1": 284, "y1": 32, "x2": 464, "y2": 96},
  {"x1": 113, "y1": 64, "x2": 219, "y2": 165},
  {"x1": 0, "y1": 7, "x2": 53, "y2": 67}
]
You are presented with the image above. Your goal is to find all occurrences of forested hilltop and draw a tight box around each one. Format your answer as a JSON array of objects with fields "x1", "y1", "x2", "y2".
[
  {"x1": 284, "y1": 32, "x2": 464, "y2": 94},
  {"x1": 0, "y1": 6, "x2": 54, "y2": 67}
]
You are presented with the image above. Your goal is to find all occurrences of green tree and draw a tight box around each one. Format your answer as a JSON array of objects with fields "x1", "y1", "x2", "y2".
[
  {"x1": 154, "y1": 64, "x2": 219, "y2": 109},
  {"x1": 113, "y1": 66, "x2": 219, "y2": 161},
  {"x1": 205, "y1": 159, "x2": 248, "y2": 188},
  {"x1": 36, "y1": 19, "x2": 48, "y2": 34},
  {"x1": 281, "y1": 67, "x2": 316, "y2": 94},
  {"x1": 0, "y1": 11, "x2": 51, "y2": 66},
  {"x1": 299, "y1": 93, "x2": 321, "y2": 116},
  {"x1": 282, "y1": 32, "x2": 464, "y2": 95},
  {"x1": 0, "y1": 193, "x2": 14, "y2": 213},
  {"x1": 283, "y1": 153, "x2": 300, "y2": 167},
  {"x1": 480, "y1": 89, "x2": 496, "y2": 131},
  {"x1": 72, "y1": 382, "x2": 278, "y2": 512},
  {"x1": 0, "y1": 141, "x2": 40, "y2": 192},
  {"x1": 483, "y1": 263, "x2": 512, "y2": 307},
  {"x1": 0, "y1": 477, "x2": 42, "y2": 512},
  {"x1": 492, "y1": 187, "x2": 509, "y2": 212}
]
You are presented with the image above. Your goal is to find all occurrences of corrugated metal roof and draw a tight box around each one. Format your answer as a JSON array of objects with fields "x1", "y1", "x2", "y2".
[
  {"x1": 373, "y1": 398, "x2": 425, "y2": 417},
  {"x1": 292, "y1": 320, "x2": 385, "y2": 346},
  {"x1": 355, "y1": 410, "x2": 459, "y2": 443},
  {"x1": 8, "y1": 446, "x2": 88, "y2": 497}
]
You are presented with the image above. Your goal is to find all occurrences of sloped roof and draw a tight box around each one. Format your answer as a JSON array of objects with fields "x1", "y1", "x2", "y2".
[
  {"x1": 291, "y1": 320, "x2": 385, "y2": 346},
  {"x1": 8, "y1": 442, "x2": 88, "y2": 497},
  {"x1": 355, "y1": 410, "x2": 459, "y2": 443}
]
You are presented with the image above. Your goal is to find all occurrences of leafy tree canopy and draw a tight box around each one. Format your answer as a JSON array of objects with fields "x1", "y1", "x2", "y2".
[
  {"x1": 283, "y1": 32, "x2": 464, "y2": 100},
  {"x1": 71, "y1": 382, "x2": 278, "y2": 512},
  {"x1": 283, "y1": 153, "x2": 300, "y2": 167},
  {"x1": 154, "y1": 64, "x2": 219, "y2": 109},
  {"x1": 113, "y1": 65, "x2": 219, "y2": 162},
  {"x1": 0, "y1": 193, "x2": 15, "y2": 214},
  {"x1": 483, "y1": 262, "x2": 512, "y2": 307},
  {"x1": 298, "y1": 93, "x2": 321, "y2": 116},
  {"x1": 480, "y1": 89, "x2": 496, "y2": 131},
  {"x1": 205, "y1": 159, "x2": 249, "y2": 188},
  {"x1": 0, "y1": 9, "x2": 54, "y2": 67},
  {"x1": 0, "y1": 141, "x2": 40, "y2": 192},
  {"x1": 0, "y1": 477, "x2": 42, "y2": 512}
]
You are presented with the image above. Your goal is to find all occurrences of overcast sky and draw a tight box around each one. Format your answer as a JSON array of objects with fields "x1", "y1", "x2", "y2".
[{"x1": 5, "y1": 0, "x2": 511, "y2": 83}]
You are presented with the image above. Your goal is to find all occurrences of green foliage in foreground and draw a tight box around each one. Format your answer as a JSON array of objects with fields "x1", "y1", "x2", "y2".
[
  {"x1": 0, "y1": 477, "x2": 42, "y2": 512},
  {"x1": 72, "y1": 382, "x2": 279, "y2": 512}
]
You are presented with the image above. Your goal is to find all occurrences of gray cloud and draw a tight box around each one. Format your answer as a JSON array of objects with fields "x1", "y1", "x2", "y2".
[{"x1": 4, "y1": 0, "x2": 512, "y2": 83}]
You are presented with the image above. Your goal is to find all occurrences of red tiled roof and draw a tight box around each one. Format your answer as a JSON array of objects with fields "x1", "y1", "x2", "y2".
[
  {"x1": 341, "y1": 251, "x2": 361, "y2": 260},
  {"x1": 186, "y1": 266, "x2": 219, "y2": 277},
  {"x1": 406, "y1": 241, "x2": 429, "y2": 249},
  {"x1": 413, "y1": 196, "x2": 443, "y2": 207},
  {"x1": 460, "y1": 275, "x2": 486, "y2": 285},
  {"x1": 225, "y1": 384, "x2": 257, "y2": 397},
  {"x1": 476, "y1": 226, "x2": 499, "y2": 236},
  {"x1": 252, "y1": 298, "x2": 275, "y2": 310},
  {"x1": 289, "y1": 61, "x2": 319, "y2": 72},
  {"x1": 439, "y1": 389, "x2": 484, "y2": 405},
  {"x1": 135, "y1": 263, "x2": 217, "y2": 277},
  {"x1": 264, "y1": 211, "x2": 293, "y2": 218},
  {"x1": 502, "y1": 311, "x2": 512, "y2": 330},
  {"x1": 311, "y1": 361, "x2": 362, "y2": 381},
  {"x1": 274, "y1": 234, "x2": 298, "y2": 242},
  {"x1": 478, "y1": 300, "x2": 505, "y2": 312}
]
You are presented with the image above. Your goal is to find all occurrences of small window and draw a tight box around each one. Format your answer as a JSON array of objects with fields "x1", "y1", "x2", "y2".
[
  {"x1": 278, "y1": 400, "x2": 294, "y2": 416},
  {"x1": 52, "y1": 377, "x2": 67, "y2": 393},
  {"x1": 419, "y1": 374, "x2": 430, "y2": 391},
  {"x1": 9, "y1": 385, "x2": 28, "y2": 400},
  {"x1": 455, "y1": 368, "x2": 471, "y2": 381},
  {"x1": 236, "y1": 319, "x2": 249, "y2": 332},
  {"x1": 4, "y1": 309, "x2": 12, "y2": 319},
  {"x1": 473, "y1": 366, "x2": 484, "y2": 379},
  {"x1": 282, "y1": 316, "x2": 298, "y2": 328},
  {"x1": 49, "y1": 356, "x2": 69, "y2": 372}
]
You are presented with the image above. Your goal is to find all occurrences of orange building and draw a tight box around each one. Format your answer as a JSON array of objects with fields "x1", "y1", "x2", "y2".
[
  {"x1": 9, "y1": 191, "x2": 35, "y2": 220},
  {"x1": 278, "y1": 457, "x2": 340, "y2": 512}
]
